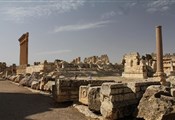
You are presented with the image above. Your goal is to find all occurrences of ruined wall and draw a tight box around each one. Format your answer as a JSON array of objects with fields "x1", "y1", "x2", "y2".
[
  {"x1": 52, "y1": 79, "x2": 114, "y2": 102},
  {"x1": 163, "y1": 55, "x2": 175, "y2": 75},
  {"x1": 16, "y1": 65, "x2": 27, "y2": 75},
  {"x1": 26, "y1": 61, "x2": 56, "y2": 74},
  {"x1": 98, "y1": 54, "x2": 110, "y2": 64},
  {"x1": 18, "y1": 32, "x2": 29, "y2": 65},
  {"x1": 84, "y1": 54, "x2": 110, "y2": 65},
  {"x1": 122, "y1": 52, "x2": 147, "y2": 78}
]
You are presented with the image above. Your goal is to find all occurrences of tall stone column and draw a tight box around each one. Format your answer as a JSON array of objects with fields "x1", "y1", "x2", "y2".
[
  {"x1": 19, "y1": 32, "x2": 29, "y2": 65},
  {"x1": 155, "y1": 26, "x2": 166, "y2": 85},
  {"x1": 156, "y1": 26, "x2": 164, "y2": 74}
]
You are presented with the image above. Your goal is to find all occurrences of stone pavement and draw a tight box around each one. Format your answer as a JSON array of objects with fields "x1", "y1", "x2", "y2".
[{"x1": 0, "y1": 79, "x2": 87, "y2": 120}]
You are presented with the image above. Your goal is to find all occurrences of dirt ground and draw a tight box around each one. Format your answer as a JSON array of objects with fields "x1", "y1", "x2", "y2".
[{"x1": 0, "y1": 79, "x2": 87, "y2": 120}]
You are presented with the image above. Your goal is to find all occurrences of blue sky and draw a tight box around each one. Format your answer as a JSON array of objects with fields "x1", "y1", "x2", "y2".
[{"x1": 0, "y1": 0, "x2": 175, "y2": 65}]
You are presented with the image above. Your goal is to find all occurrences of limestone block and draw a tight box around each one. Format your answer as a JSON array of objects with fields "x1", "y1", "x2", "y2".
[
  {"x1": 88, "y1": 86, "x2": 101, "y2": 112},
  {"x1": 123, "y1": 93, "x2": 136, "y2": 101},
  {"x1": 79, "y1": 86, "x2": 89, "y2": 105},
  {"x1": 110, "y1": 94, "x2": 124, "y2": 102},
  {"x1": 100, "y1": 100, "x2": 120, "y2": 119},
  {"x1": 101, "y1": 82, "x2": 126, "y2": 96},
  {"x1": 100, "y1": 99, "x2": 137, "y2": 119}
]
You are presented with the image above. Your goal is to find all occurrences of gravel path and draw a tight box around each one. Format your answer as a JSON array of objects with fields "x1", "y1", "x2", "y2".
[{"x1": 0, "y1": 79, "x2": 87, "y2": 120}]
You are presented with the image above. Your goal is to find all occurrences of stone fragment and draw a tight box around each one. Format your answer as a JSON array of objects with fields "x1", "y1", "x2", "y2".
[
  {"x1": 136, "y1": 85, "x2": 175, "y2": 120},
  {"x1": 79, "y1": 86, "x2": 89, "y2": 105},
  {"x1": 88, "y1": 86, "x2": 101, "y2": 112}
]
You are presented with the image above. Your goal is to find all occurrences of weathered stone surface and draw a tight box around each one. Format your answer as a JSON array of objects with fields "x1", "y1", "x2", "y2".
[
  {"x1": 100, "y1": 99, "x2": 117, "y2": 119},
  {"x1": 79, "y1": 86, "x2": 89, "y2": 105},
  {"x1": 127, "y1": 81, "x2": 160, "y2": 94},
  {"x1": 123, "y1": 93, "x2": 136, "y2": 101},
  {"x1": 84, "y1": 54, "x2": 110, "y2": 65},
  {"x1": 19, "y1": 75, "x2": 30, "y2": 86},
  {"x1": 43, "y1": 81, "x2": 55, "y2": 92},
  {"x1": 9, "y1": 75, "x2": 17, "y2": 81},
  {"x1": 136, "y1": 85, "x2": 175, "y2": 120},
  {"x1": 100, "y1": 82, "x2": 138, "y2": 119},
  {"x1": 14, "y1": 74, "x2": 24, "y2": 83},
  {"x1": 88, "y1": 86, "x2": 101, "y2": 112},
  {"x1": 73, "y1": 104, "x2": 103, "y2": 120},
  {"x1": 122, "y1": 52, "x2": 147, "y2": 79},
  {"x1": 101, "y1": 82, "x2": 127, "y2": 96},
  {"x1": 53, "y1": 79, "x2": 114, "y2": 102},
  {"x1": 31, "y1": 81, "x2": 40, "y2": 89},
  {"x1": 26, "y1": 62, "x2": 56, "y2": 74}
]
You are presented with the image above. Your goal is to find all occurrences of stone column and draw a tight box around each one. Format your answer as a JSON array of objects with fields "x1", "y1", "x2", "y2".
[
  {"x1": 19, "y1": 32, "x2": 29, "y2": 65},
  {"x1": 155, "y1": 26, "x2": 166, "y2": 85},
  {"x1": 156, "y1": 26, "x2": 164, "y2": 74}
]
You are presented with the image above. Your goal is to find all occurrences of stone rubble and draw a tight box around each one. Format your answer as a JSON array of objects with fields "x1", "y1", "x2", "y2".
[{"x1": 136, "y1": 85, "x2": 175, "y2": 120}]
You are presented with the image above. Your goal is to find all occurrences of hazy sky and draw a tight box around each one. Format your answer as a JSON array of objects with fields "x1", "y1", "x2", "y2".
[{"x1": 0, "y1": 0, "x2": 175, "y2": 65}]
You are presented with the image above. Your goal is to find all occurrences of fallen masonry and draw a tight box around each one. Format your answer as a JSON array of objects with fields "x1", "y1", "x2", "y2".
[
  {"x1": 88, "y1": 86, "x2": 101, "y2": 112},
  {"x1": 6, "y1": 72, "x2": 175, "y2": 120},
  {"x1": 77, "y1": 80, "x2": 161, "y2": 119},
  {"x1": 52, "y1": 79, "x2": 114, "y2": 102},
  {"x1": 136, "y1": 85, "x2": 175, "y2": 120}
]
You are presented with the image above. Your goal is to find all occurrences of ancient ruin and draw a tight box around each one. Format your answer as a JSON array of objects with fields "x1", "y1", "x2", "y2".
[
  {"x1": 26, "y1": 60, "x2": 55, "y2": 74},
  {"x1": 155, "y1": 26, "x2": 166, "y2": 85},
  {"x1": 19, "y1": 32, "x2": 29, "y2": 65},
  {"x1": 84, "y1": 54, "x2": 110, "y2": 64},
  {"x1": 1, "y1": 25, "x2": 175, "y2": 120},
  {"x1": 122, "y1": 52, "x2": 147, "y2": 79},
  {"x1": 163, "y1": 54, "x2": 175, "y2": 76},
  {"x1": 16, "y1": 32, "x2": 29, "y2": 74}
]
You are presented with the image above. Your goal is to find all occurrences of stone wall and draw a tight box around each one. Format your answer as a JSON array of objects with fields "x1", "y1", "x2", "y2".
[
  {"x1": 52, "y1": 79, "x2": 114, "y2": 102},
  {"x1": 84, "y1": 54, "x2": 110, "y2": 65},
  {"x1": 26, "y1": 64, "x2": 45, "y2": 74},
  {"x1": 26, "y1": 63, "x2": 55, "y2": 74},
  {"x1": 16, "y1": 65, "x2": 27, "y2": 74}
]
